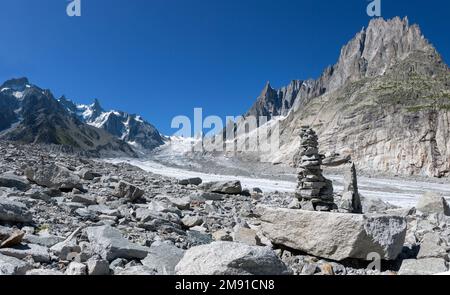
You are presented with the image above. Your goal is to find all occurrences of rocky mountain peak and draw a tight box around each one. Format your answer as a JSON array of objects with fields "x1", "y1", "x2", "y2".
[
  {"x1": 260, "y1": 81, "x2": 274, "y2": 95},
  {"x1": 0, "y1": 77, "x2": 30, "y2": 91},
  {"x1": 90, "y1": 98, "x2": 105, "y2": 119},
  {"x1": 246, "y1": 17, "x2": 440, "y2": 120},
  {"x1": 329, "y1": 16, "x2": 433, "y2": 90}
]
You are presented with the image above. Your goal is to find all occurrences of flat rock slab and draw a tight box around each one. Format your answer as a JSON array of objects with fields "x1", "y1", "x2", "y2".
[
  {"x1": 261, "y1": 208, "x2": 407, "y2": 261},
  {"x1": 25, "y1": 163, "x2": 82, "y2": 190},
  {"x1": 201, "y1": 181, "x2": 242, "y2": 195},
  {"x1": 0, "y1": 199, "x2": 33, "y2": 223},
  {"x1": 0, "y1": 173, "x2": 31, "y2": 191},
  {"x1": 398, "y1": 258, "x2": 448, "y2": 275},
  {"x1": 85, "y1": 225, "x2": 150, "y2": 262},
  {"x1": 0, "y1": 244, "x2": 51, "y2": 263},
  {"x1": 175, "y1": 241, "x2": 290, "y2": 275}
]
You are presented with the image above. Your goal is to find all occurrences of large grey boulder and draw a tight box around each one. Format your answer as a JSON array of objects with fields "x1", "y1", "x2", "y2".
[
  {"x1": 25, "y1": 163, "x2": 82, "y2": 190},
  {"x1": 113, "y1": 181, "x2": 144, "y2": 201},
  {"x1": 0, "y1": 244, "x2": 51, "y2": 263},
  {"x1": 175, "y1": 241, "x2": 290, "y2": 275},
  {"x1": 87, "y1": 257, "x2": 110, "y2": 275},
  {"x1": 179, "y1": 177, "x2": 202, "y2": 186},
  {"x1": 416, "y1": 192, "x2": 450, "y2": 216},
  {"x1": 141, "y1": 241, "x2": 185, "y2": 275},
  {"x1": 260, "y1": 208, "x2": 407, "y2": 261},
  {"x1": 201, "y1": 181, "x2": 242, "y2": 195},
  {"x1": 0, "y1": 173, "x2": 31, "y2": 191},
  {"x1": 0, "y1": 253, "x2": 31, "y2": 275},
  {"x1": 85, "y1": 225, "x2": 150, "y2": 262},
  {"x1": 0, "y1": 199, "x2": 33, "y2": 223},
  {"x1": 398, "y1": 258, "x2": 448, "y2": 275}
]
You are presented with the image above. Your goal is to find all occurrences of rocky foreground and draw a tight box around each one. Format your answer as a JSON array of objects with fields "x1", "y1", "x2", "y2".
[{"x1": 0, "y1": 140, "x2": 449, "y2": 275}]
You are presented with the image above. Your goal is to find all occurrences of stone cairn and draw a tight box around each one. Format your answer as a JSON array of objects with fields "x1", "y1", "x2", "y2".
[{"x1": 295, "y1": 126, "x2": 335, "y2": 211}]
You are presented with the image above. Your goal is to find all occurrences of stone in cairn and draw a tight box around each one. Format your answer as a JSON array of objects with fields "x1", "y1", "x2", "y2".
[
  {"x1": 295, "y1": 126, "x2": 335, "y2": 211},
  {"x1": 339, "y1": 163, "x2": 363, "y2": 214}
]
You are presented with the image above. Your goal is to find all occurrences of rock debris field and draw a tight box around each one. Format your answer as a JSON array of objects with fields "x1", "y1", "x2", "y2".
[{"x1": 1, "y1": 141, "x2": 449, "y2": 275}]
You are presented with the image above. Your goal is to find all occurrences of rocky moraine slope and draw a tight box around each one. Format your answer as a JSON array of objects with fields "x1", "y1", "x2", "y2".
[{"x1": 0, "y1": 140, "x2": 449, "y2": 275}]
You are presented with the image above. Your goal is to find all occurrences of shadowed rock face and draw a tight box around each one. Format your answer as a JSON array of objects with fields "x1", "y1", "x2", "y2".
[{"x1": 240, "y1": 17, "x2": 450, "y2": 177}]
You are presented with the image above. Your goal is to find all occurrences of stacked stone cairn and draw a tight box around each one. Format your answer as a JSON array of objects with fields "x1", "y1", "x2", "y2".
[{"x1": 295, "y1": 126, "x2": 335, "y2": 211}]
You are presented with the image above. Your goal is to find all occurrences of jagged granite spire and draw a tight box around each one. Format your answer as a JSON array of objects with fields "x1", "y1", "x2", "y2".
[{"x1": 246, "y1": 17, "x2": 439, "y2": 119}]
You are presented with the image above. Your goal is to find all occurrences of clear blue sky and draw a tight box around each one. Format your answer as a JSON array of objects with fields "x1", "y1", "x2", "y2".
[{"x1": 0, "y1": 0, "x2": 449, "y2": 134}]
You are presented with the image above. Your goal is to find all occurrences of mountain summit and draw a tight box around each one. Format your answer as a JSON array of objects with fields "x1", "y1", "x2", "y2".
[
  {"x1": 247, "y1": 17, "x2": 442, "y2": 120},
  {"x1": 0, "y1": 79, "x2": 165, "y2": 156},
  {"x1": 242, "y1": 17, "x2": 449, "y2": 177}
]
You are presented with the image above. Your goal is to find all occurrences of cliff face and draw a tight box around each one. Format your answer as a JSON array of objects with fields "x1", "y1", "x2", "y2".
[{"x1": 241, "y1": 17, "x2": 450, "y2": 177}]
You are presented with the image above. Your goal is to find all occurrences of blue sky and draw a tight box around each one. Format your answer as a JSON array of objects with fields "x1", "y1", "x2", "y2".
[{"x1": 0, "y1": 0, "x2": 449, "y2": 134}]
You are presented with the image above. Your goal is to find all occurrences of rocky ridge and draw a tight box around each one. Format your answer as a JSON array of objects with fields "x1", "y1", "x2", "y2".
[
  {"x1": 0, "y1": 78, "x2": 164, "y2": 156},
  {"x1": 235, "y1": 17, "x2": 450, "y2": 177}
]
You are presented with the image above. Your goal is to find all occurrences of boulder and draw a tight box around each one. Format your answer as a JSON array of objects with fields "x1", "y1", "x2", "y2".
[
  {"x1": 179, "y1": 177, "x2": 202, "y2": 186},
  {"x1": 181, "y1": 215, "x2": 203, "y2": 228},
  {"x1": 141, "y1": 241, "x2": 185, "y2": 275},
  {"x1": 71, "y1": 194, "x2": 97, "y2": 206},
  {"x1": 0, "y1": 172, "x2": 31, "y2": 191},
  {"x1": 416, "y1": 192, "x2": 450, "y2": 216},
  {"x1": 85, "y1": 225, "x2": 150, "y2": 262},
  {"x1": 0, "y1": 253, "x2": 31, "y2": 275},
  {"x1": 77, "y1": 168, "x2": 101, "y2": 181},
  {"x1": 398, "y1": 258, "x2": 448, "y2": 275},
  {"x1": 0, "y1": 199, "x2": 33, "y2": 223},
  {"x1": 261, "y1": 208, "x2": 407, "y2": 261},
  {"x1": 416, "y1": 232, "x2": 448, "y2": 259},
  {"x1": 175, "y1": 241, "x2": 290, "y2": 275},
  {"x1": 50, "y1": 239, "x2": 81, "y2": 260},
  {"x1": 0, "y1": 244, "x2": 51, "y2": 263},
  {"x1": 164, "y1": 196, "x2": 191, "y2": 210},
  {"x1": 65, "y1": 262, "x2": 87, "y2": 275},
  {"x1": 113, "y1": 181, "x2": 145, "y2": 201},
  {"x1": 201, "y1": 181, "x2": 242, "y2": 195},
  {"x1": 25, "y1": 163, "x2": 82, "y2": 190},
  {"x1": 233, "y1": 227, "x2": 261, "y2": 246},
  {"x1": 87, "y1": 257, "x2": 110, "y2": 275},
  {"x1": 212, "y1": 230, "x2": 232, "y2": 242}
]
